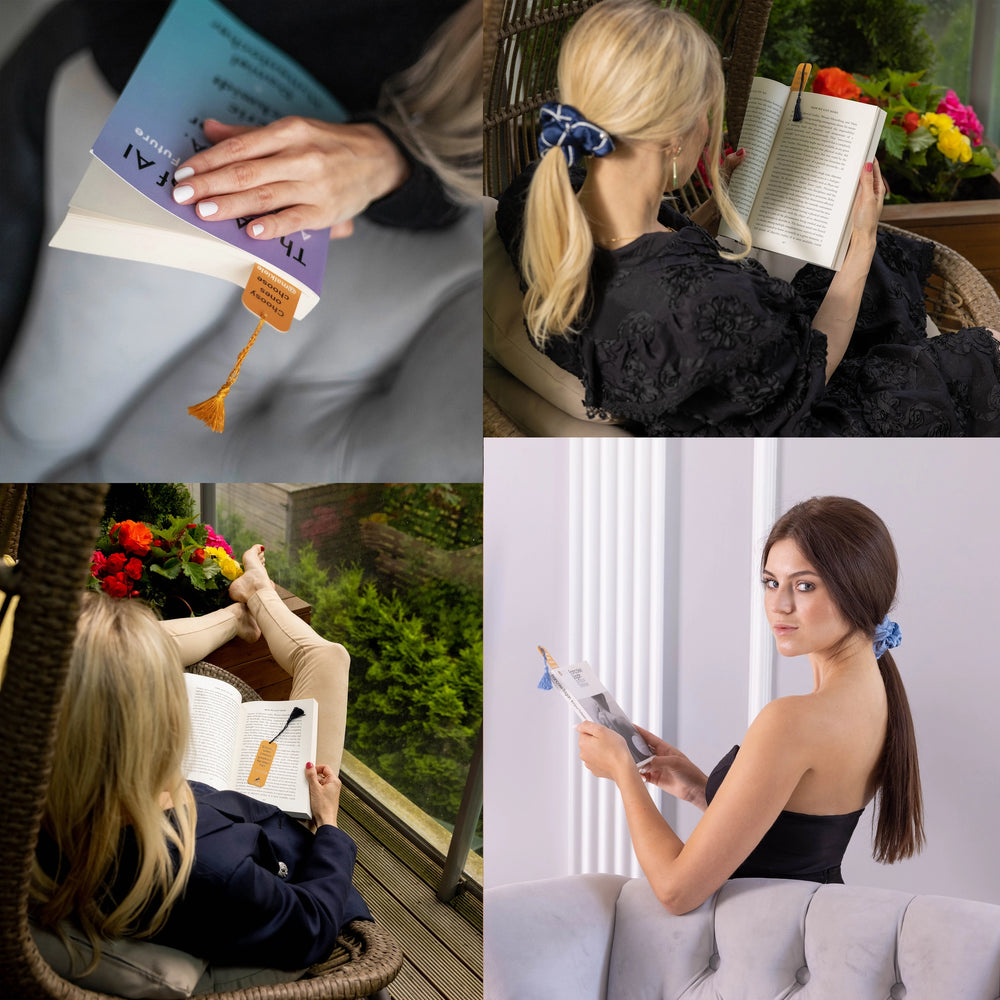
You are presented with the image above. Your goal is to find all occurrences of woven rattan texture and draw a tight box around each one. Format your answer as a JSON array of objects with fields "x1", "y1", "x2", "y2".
[{"x1": 879, "y1": 223, "x2": 1000, "y2": 334}]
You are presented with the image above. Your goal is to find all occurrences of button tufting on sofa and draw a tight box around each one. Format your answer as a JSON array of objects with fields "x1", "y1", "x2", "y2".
[{"x1": 485, "y1": 875, "x2": 1000, "y2": 1000}]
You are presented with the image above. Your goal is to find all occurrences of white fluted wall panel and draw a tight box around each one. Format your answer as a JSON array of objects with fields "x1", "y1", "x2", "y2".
[{"x1": 568, "y1": 440, "x2": 668, "y2": 877}]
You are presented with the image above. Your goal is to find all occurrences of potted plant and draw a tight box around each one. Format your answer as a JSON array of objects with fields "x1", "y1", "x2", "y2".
[
  {"x1": 807, "y1": 65, "x2": 1000, "y2": 293},
  {"x1": 89, "y1": 517, "x2": 243, "y2": 617}
]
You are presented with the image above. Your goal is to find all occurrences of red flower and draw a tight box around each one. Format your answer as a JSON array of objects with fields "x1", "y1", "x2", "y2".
[
  {"x1": 90, "y1": 551, "x2": 106, "y2": 577},
  {"x1": 902, "y1": 111, "x2": 920, "y2": 134},
  {"x1": 105, "y1": 552, "x2": 127, "y2": 574},
  {"x1": 112, "y1": 519, "x2": 153, "y2": 556},
  {"x1": 101, "y1": 573, "x2": 129, "y2": 599},
  {"x1": 125, "y1": 557, "x2": 143, "y2": 581},
  {"x1": 191, "y1": 548, "x2": 206, "y2": 564},
  {"x1": 812, "y1": 67, "x2": 861, "y2": 101}
]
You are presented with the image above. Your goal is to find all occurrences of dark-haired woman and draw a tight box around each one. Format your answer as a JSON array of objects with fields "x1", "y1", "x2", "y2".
[{"x1": 577, "y1": 496, "x2": 923, "y2": 914}]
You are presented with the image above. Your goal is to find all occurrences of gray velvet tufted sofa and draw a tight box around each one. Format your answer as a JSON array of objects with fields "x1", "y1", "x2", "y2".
[{"x1": 485, "y1": 873, "x2": 1000, "y2": 999}]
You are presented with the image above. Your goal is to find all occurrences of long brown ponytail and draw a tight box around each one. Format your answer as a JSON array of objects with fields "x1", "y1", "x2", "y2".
[
  {"x1": 872, "y1": 650, "x2": 925, "y2": 861},
  {"x1": 764, "y1": 496, "x2": 925, "y2": 863}
]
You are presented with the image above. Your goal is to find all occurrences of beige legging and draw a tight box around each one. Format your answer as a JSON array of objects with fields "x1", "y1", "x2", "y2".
[{"x1": 159, "y1": 591, "x2": 349, "y2": 771}]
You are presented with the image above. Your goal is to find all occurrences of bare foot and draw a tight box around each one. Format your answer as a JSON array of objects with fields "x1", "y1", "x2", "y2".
[
  {"x1": 228, "y1": 544, "x2": 276, "y2": 604},
  {"x1": 231, "y1": 603, "x2": 261, "y2": 643}
]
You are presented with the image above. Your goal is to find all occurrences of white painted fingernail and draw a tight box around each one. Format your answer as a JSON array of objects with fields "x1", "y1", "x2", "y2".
[
  {"x1": 251, "y1": 224, "x2": 264, "y2": 237},
  {"x1": 198, "y1": 201, "x2": 219, "y2": 218},
  {"x1": 173, "y1": 185, "x2": 194, "y2": 204},
  {"x1": 174, "y1": 167, "x2": 195, "y2": 182}
]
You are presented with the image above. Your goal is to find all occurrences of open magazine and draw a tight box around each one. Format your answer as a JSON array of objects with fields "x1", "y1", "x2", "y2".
[{"x1": 538, "y1": 646, "x2": 654, "y2": 768}]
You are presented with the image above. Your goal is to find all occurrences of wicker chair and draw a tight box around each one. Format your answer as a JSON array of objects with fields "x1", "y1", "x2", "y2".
[
  {"x1": 482, "y1": 0, "x2": 1000, "y2": 436},
  {"x1": 0, "y1": 484, "x2": 402, "y2": 1000}
]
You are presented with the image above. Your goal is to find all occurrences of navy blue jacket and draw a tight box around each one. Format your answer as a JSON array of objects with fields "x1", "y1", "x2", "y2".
[
  {"x1": 37, "y1": 781, "x2": 372, "y2": 970},
  {"x1": 152, "y1": 782, "x2": 372, "y2": 969}
]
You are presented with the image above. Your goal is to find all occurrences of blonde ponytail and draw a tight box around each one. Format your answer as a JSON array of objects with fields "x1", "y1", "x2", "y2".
[
  {"x1": 518, "y1": 0, "x2": 753, "y2": 345},
  {"x1": 521, "y1": 146, "x2": 597, "y2": 347}
]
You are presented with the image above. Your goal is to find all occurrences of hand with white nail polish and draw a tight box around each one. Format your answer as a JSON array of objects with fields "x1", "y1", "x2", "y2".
[{"x1": 170, "y1": 116, "x2": 411, "y2": 241}]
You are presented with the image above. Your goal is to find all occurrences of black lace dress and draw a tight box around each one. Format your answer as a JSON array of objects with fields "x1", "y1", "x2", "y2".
[
  {"x1": 496, "y1": 164, "x2": 1000, "y2": 436},
  {"x1": 707, "y1": 746, "x2": 863, "y2": 884}
]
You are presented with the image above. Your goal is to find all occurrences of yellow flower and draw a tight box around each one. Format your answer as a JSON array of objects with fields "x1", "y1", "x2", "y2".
[
  {"x1": 936, "y1": 126, "x2": 972, "y2": 163},
  {"x1": 205, "y1": 546, "x2": 243, "y2": 581},
  {"x1": 919, "y1": 112, "x2": 954, "y2": 135}
]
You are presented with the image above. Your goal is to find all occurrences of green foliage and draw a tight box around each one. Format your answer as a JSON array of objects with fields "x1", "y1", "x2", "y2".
[
  {"x1": 379, "y1": 484, "x2": 483, "y2": 550},
  {"x1": 313, "y1": 565, "x2": 482, "y2": 825},
  {"x1": 806, "y1": 0, "x2": 935, "y2": 77},
  {"x1": 101, "y1": 484, "x2": 194, "y2": 532},
  {"x1": 758, "y1": 0, "x2": 936, "y2": 83},
  {"x1": 754, "y1": 0, "x2": 814, "y2": 88}
]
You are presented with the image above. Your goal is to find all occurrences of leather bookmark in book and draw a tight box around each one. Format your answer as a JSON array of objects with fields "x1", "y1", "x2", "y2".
[
  {"x1": 791, "y1": 62, "x2": 813, "y2": 121},
  {"x1": 188, "y1": 263, "x2": 301, "y2": 433}
]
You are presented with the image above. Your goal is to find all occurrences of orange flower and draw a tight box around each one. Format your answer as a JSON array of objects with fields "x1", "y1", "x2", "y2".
[
  {"x1": 111, "y1": 519, "x2": 153, "y2": 557},
  {"x1": 812, "y1": 67, "x2": 861, "y2": 101}
]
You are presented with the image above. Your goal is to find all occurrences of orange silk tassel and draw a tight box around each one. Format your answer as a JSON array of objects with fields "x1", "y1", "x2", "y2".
[{"x1": 187, "y1": 315, "x2": 265, "y2": 433}]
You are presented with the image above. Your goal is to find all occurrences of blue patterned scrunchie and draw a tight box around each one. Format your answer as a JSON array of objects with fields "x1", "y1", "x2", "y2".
[
  {"x1": 537, "y1": 101, "x2": 615, "y2": 167},
  {"x1": 873, "y1": 615, "x2": 902, "y2": 658}
]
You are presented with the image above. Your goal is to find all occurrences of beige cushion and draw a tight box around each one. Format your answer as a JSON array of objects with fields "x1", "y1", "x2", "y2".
[
  {"x1": 483, "y1": 199, "x2": 630, "y2": 435},
  {"x1": 32, "y1": 920, "x2": 207, "y2": 999}
]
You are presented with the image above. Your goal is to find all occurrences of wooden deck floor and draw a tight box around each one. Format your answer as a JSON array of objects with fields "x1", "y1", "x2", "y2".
[
  {"x1": 339, "y1": 780, "x2": 483, "y2": 1000},
  {"x1": 208, "y1": 606, "x2": 483, "y2": 1000}
]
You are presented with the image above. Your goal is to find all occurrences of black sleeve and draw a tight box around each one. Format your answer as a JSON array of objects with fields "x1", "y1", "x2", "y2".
[{"x1": 351, "y1": 114, "x2": 465, "y2": 230}]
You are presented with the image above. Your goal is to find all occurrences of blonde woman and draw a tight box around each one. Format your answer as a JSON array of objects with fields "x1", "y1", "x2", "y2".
[
  {"x1": 31, "y1": 546, "x2": 367, "y2": 973},
  {"x1": 496, "y1": 0, "x2": 1000, "y2": 436}
]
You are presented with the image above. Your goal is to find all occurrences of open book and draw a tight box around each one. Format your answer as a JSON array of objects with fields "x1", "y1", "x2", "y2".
[
  {"x1": 718, "y1": 76, "x2": 887, "y2": 270},
  {"x1": 49, "y1": 0, "x2": 346, "y2": 319},
  {"x1": 538, "y1": 647, "x2": 654, "y2": 768},
  {"x1": 182, "y1": 672, "x2": 318, "y2": 819}
]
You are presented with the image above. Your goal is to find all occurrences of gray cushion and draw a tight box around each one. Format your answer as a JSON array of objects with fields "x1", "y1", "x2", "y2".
[{"x1": 31, "y1": 920, "x2": 207, "y2": 999}]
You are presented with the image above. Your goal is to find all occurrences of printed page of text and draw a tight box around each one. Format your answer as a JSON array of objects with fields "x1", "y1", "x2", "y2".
[
  {"x1": 748, "y1": 91, "x2": 883, "y2": 267},
  {"x1": 234, "y1": 698, "x2": 318, "y2": 817},
  {"x1": 182, "y1": 672, "x2": 242, "y2": 791},
  {"x1": 719, "y1": 76, "x2": 790, "y2": 239}
]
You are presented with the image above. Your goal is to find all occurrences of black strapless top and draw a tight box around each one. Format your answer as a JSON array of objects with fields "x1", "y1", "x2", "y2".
[{"x1": 705, "y1": 745, "x2": 864, "y2": 885}]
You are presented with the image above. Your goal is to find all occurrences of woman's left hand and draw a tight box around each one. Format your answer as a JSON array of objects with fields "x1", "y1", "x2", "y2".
[
  {"x1": 721, "y1": 147, "x2": 746, "y2": 184},
  {"x1": 577, "y1": 721, "x2": 633, "y2": 781},
  {"x1": 171, "y1": 116, "x2": 412, "y2": 241}
]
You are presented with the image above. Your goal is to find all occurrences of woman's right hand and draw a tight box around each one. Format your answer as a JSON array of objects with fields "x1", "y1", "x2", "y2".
[
  {"x1": 305, "y1": 762, "x2": 341, "y2": 828},
  {"x1": 849, "y1": 158, "x2": 886, "y2": 252},
  {"x1": 634, "y1": 726, "x2": 709, "y2": 810}
]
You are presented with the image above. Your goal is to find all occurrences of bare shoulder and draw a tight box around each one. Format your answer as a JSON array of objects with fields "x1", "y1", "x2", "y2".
[{"x1": 746, "y1": 694, "x2": 836, "y2": 758}]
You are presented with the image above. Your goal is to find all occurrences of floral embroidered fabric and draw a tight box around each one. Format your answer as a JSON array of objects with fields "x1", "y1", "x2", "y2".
[{"x1": 496, "y1": 163, "x2": 1000, "y2": 436}]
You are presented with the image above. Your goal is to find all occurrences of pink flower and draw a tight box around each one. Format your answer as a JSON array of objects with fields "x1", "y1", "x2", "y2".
[
  {"x1": 936, "y1": 90, "x2": 983, "y2": 145},
  {"x1": 204, "y1": 524, "x2": 233, "y2": 556},
  {"x1": 91, "y1": 551, "x2": 107, "y2": 577}
]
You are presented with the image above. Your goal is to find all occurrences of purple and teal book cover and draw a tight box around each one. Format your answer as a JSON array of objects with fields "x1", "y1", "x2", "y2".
[{"x1": 89, "y1": 0, "x2": 346, "y2": 300}]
